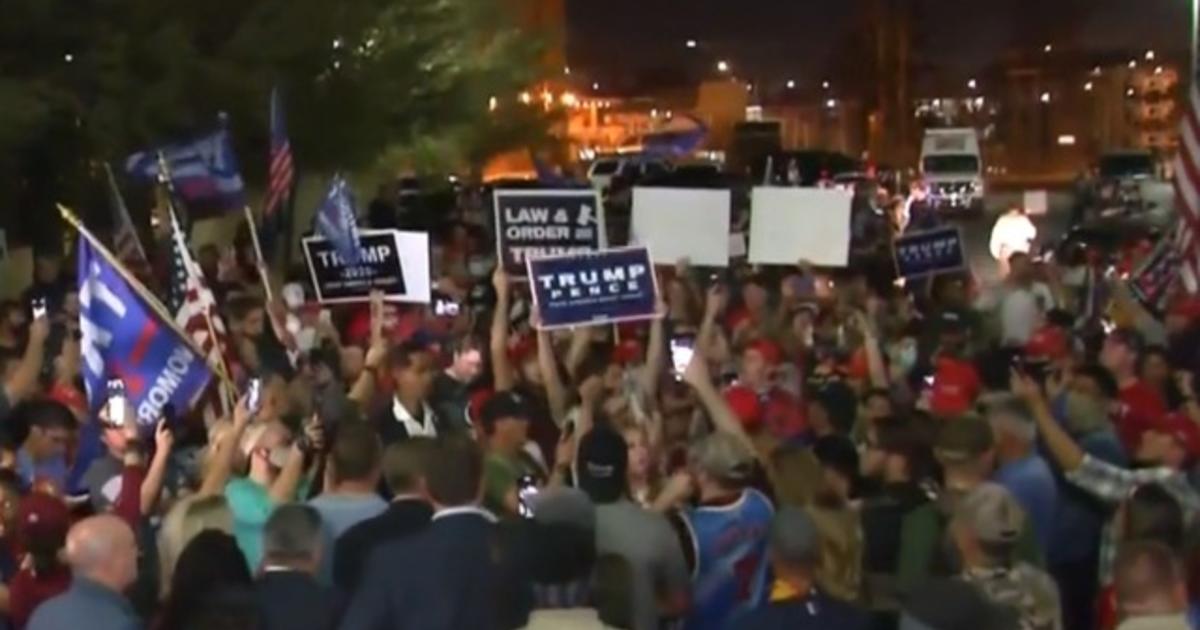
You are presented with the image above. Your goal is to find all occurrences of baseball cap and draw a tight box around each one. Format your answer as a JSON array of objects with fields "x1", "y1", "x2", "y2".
[
  {"x1": 479, "y1": 391, "x2": 530, "y2": 433},
  {"x1": 689, "y1": 432, "x2": 756, "y2": 485},
  {"x1": 934, "y1": 414, "x2": 994, "y2": 464},
  {"x1": 929, "y1": 357, "x2": 980, "y2": 417},
  {"x1": 1157, "y1": 412, "x2": 1200, "y2": 462},
  {"x1": 723, "y1": 386, "x2": 763, "y2": 429},
  {"x1": 1025, "y1": 325, "x2": 1069, "y2": 361},
  {"x1": 954, "y1": 482, "x2": 1025, "y2": 545},
  {"x1": 744, "y1": 339, "x2": 782, "y2": 366},
  {"x1": 576, "y1": 426, "x2": 628, "y2": 503},
  {"x1": 18, "y1": 492, "x2": 70, "y2": 547}
]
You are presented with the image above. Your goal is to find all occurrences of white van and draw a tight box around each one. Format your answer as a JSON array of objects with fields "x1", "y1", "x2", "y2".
[{"x1": 920, "y1": 128, "x2": 985, "y2": 213}]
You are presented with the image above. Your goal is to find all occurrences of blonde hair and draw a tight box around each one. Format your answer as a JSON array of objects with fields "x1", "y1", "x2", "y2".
[{"x1": 156, "y1": 494, "x2": 234, "y2": 599}]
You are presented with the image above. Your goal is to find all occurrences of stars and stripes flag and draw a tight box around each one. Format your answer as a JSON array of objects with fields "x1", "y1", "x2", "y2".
[
  {"x1": 1130, "y1": 231, "x2": 1181, "y2": 318},
  {"x1": 165, "y1": 203, "x2": 235, "y2": 389},
  {"x1": 1171, "y1": 78, "x2": 1200, "y2": 293},
  {"x1": 102, "y1": 162, "x2": 150, "y2": 273},
  {"x1": 262, "y1": 87, "x2": 294, "y2": 257}
]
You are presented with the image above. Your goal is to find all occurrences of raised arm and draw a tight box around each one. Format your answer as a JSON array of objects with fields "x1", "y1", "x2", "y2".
[
  {"x1": 698, "y1": 285, "x2": 726, "y2": 361},
  {"x1": 639, "y1": 298, "x2": 669, "y2": 405},
  {"x1": 4, "y1": 316, "x2": 48, "y2": 405},
  {"x1": 490, "y1": 267, "x2": 516, "y2": 391},
  {"x1": 681, "y1": 353, "x2": 757, "y2": 458},
  {"x1": 854, "y1": 310, "x2": 890, "y2": 389},
  {"x1": 348, "y1": 292, "x2": 387, "y2": 406},
  {"x1": 140, "y1": 421, "x2": 174, "y2": 516},
  {"x1": 268, "y1": 416, "x2": 322, "y2": 505},
  {"x1": 1012, "y1": 368, "x2": 1084, "y2": 471},
  {"x1": 198, "y1": 399, "x2": 253, "y2": 497},
  {"x1": 534, "y1": 309, "x2": 569, "y2": 425}
]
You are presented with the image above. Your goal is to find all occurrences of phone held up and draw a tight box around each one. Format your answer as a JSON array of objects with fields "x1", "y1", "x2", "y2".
[
  {"x1": 516, "y1": 474, "x2": 539, "y2": 519},
  {"x1": 30, "y1": 298, "x2": 47, "y2": 321},
  {"x1": 670, "y1": 335, "x2": 696, "y2": 381},
  {"x1": 246, "y1": 377, "x2": 263, "y2": 415},
  {"x1": 106, "y1": 378, "x2": 127, "y2": 427}
]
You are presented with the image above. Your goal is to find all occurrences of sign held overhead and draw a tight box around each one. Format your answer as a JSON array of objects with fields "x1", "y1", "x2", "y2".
[
  {"x1": 494, "y1": 189, "x2": 606, "y2": 275},
  {"x1": 303, "y1": 228, "x2": 431, "y2": 304}
]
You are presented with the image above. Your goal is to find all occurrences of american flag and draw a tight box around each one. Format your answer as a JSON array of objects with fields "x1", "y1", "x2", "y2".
[
  {"x1": 165, "y1": 204, "x2": 235, "y2": 387},
  {"x1": 1172, "y1": 79, "x2": 1200, "y2": 293},
  {"x1": 103, "y1": 162, "x2": 149, "y2": 272},
  {"x1": 262, "y1": 86, "x2": 294, "y2": 254}
]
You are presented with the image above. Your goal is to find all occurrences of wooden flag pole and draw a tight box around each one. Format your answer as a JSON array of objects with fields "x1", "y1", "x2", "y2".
[
  {"x1": 243, "y1": 205, "x2": 274, "y2": 303},
  {"x1": 57, "y1": 203, "x2": 236, "y2": 392}
]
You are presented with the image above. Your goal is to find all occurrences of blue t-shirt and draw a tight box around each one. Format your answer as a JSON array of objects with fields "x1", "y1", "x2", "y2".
[
  {"x1": 308, "y1": 493, "x2": 387, "y2": 585},
  {"x1": 993, "y1": 453, "x2": 1058, "y2": 554},
  {"x1": 16, "y1": 449, "x2": 69, "y2": 494},
  {"x1": 682, "y1": 489, "x2": 775, "y2": 630}
]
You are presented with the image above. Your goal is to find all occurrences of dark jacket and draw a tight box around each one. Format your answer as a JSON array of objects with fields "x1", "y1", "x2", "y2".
[
  {"x1": 730, "y1": 590, "x2": 871, "y2": 630},
  {"x1": 337, "y1": 509, "x2": 533, "y2": 630},
  {"x1": 333, "y1": 498, "x2": 433, "y2": 593},
  {"x1": 257, "y1": 570, "x2": 342, "y2": 630}
]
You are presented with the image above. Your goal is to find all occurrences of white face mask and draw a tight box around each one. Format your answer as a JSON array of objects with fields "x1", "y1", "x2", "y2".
[{"x1": 890, "y1": 339, "x2": 918, "y2": 373}]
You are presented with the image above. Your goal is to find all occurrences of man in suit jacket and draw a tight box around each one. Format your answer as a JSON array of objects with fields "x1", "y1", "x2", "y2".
[
  {"x1": 372, "y1": 340, "x2": 449, "y2": 445},
  {"x1": 338, "y1": 435, "x2": 534, "y2": 630},
  {"x1": 256, "y1": 504, "x2": 343, "y2": 630},
  {"x1": 334, "y1": 438, "x2": 435, "y2": 592}
]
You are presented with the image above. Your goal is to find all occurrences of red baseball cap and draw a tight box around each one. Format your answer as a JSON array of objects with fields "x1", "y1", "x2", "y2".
[
  {"x1": 1025, "y1": 325, "x2": 1069, "y2": 361},
  {"x1": 1158, "y1": 412, "x2": 1200, "y2": 462},
  {"x1": 744, "y1": 339, "x2": 782, "y2": 366},
  {"x1": 506, "y1": 334, "x2": 538, "y2": 364},
  {"x1": 18, "y1": 492, "x2": 70, "y2": 547},
  {"x1": 723, "y1": 386, "x2": 763, "y2": 429},
  {"x1": 612, "y1": 339, "x2": 644, "y2": 366},
  {"x1": 929, "y1": 357, "x2": 980, "y2": 418}
]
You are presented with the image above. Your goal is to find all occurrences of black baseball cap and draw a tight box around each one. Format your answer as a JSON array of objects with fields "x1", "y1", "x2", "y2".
[
  {"x1": 479, "y1": 391, "x2": 530, "y2": 434},
  {"x1": 576, "y1": 426, "x2": 628, "y2": 504}
]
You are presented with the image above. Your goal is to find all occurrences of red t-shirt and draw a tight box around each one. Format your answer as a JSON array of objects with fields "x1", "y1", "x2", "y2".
[
  {"x1": 1115, "y1": 380, "x2": 1169, "y2": 452},
  {"x1": 9, "y1": 564, "x2": 70, "y2": 629},
  {"x1": 760, "y1": 387, "x2": 807, "y2": 441},
  {"x1": 929, "y1": 356, "x2": 981, "y2": 417}
]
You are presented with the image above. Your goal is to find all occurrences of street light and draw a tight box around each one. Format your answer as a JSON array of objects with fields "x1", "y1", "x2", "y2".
[
  {"x1": 967, "y1": 78, "x2": 977, "y2": 90},
  {"x1": 1146, "y1": 49, "x2": 1156, "y2": 61},
  {"x1": 563, "y1": 66, "x2": 571, "y2": 76},
  {"x1": 1084, "y1": 81, "x2": 1094, "y2": 92},
  {"x1": 1129, "y1": 59, "x2": 1138, "y2": 69},
  {"x1": 686, "y1": 39, "x2": 698, "y2": 49},
  {"x1": 822, "y1": 80, "x2": 831, "y2": 90},
  {"x1": 1040, "y1": 91, "x2": 1051, "y2": 103},
  {"x1": 519, "y1": 91, "x2": 532, "y2": 104},
  {"x1": 786, "y1": 79, "x2": 796, "y2": 89},
  {"x1": 1043, "y1": 43, "x2": 1053, "y2": 53},
  {"x1": 716, "y1": 60, "x2": 730, "y2": 73},
  {"x1": 826, "y1": 98, "x2": 837, "y2": 109},
  {"x1": 63, "y1": 53, "x2": 73, "y2": 63},
  {"x1": 592, "y1": 82, "x2": 600, "y2": 91}
]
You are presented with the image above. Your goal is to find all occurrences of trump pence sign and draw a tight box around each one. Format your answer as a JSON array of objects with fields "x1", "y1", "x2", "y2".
[{"x1": 527, "y1": 247, "x2": 658, "y2": 330}]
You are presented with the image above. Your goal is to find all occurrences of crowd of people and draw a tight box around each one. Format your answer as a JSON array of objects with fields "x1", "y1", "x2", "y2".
[{"x1": 0, "y1": 180, "x2": 1198, "y2": 630}]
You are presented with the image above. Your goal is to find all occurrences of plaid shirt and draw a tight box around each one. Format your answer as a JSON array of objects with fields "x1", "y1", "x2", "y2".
[{"x1": 1065, "y1": 455, "x2": 1200, "y2": 584}]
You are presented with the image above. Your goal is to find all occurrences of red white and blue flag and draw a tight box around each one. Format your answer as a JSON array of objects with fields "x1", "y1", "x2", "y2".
[{"x1": 262, "y1": 87, "x2": 295, "y2": 256}]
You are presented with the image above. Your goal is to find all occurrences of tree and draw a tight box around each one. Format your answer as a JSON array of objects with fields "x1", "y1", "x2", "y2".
[{"x1": 0, "y1": 0, "x2": 549, "y2": 242}]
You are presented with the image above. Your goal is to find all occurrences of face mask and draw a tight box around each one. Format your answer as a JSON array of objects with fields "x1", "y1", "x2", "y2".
[
  {"x1": 890, "y1": 340, "x2": 918, "y2": 373},
  {"x1": 1061, "y1": 391, "x2": 1108, "y2": 435}
]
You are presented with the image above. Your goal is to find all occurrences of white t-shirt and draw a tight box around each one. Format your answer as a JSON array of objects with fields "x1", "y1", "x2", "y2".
[
  {"x1": 989, "y1": 213, "x2": 1038, "y2": 261},
  {"x1": 999, "y1": 283, "x2": 1056, "y2": 345}
]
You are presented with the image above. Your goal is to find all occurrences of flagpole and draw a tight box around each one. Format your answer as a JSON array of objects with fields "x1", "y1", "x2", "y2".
[
  {"x1": 243, "y1": 205, "x2": 274, "y2": 302},
  {"x1": 57, "y1": 203, "x2": 236, "y2": 392}
]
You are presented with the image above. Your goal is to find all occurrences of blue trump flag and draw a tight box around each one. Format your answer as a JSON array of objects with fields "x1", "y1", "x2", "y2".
[
  {"x1": 315, "y1": 175, "x2": 363, "y2": 266},
  {"x1": 125, "y1": 125, "x2": 246, "y2": 213},
  {"x1": 77, "y1": 236, "x2": 212, "y2": 428}
]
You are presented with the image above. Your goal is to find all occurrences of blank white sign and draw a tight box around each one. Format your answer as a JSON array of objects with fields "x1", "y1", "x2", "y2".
[
  {"x1": 749, "y1": 187, "x2": 852, "y2": 267},
  {"x1": 631, "y1": 187, "x2": 731, "y2": 267}
]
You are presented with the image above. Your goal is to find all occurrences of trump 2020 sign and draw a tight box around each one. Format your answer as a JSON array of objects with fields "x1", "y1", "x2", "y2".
[
  {"x1": 893, "y1": 227, "x2": 966, "y2": 279},
  {"x1": 302, "y1": 229, "x2": 431, "y2": 304},
  {"x1": 527, "y1": 247, "x2": 658, "y2": 330}
]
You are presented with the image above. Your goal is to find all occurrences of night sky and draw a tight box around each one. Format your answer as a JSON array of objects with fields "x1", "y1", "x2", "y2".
[{"x1": 567, "y1": 0, "x2": 1189, "y2": 86}]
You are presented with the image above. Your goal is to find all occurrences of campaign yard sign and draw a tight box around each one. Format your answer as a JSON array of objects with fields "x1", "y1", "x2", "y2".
[
  {"x1": 527, "y1": 247, "x2": 658, "y2": 330},
  {"x1": 893, "y1": 227, "x2": 966, "y2": 279},
  {"x1": 494, "y1": 189, "x2": 606, "y2": 274},
  {"x1": 303, "y1": 229, "x2": 431, "y2": 304}
]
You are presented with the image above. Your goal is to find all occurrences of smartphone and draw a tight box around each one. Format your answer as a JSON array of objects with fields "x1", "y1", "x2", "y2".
[
  {"x1": 516, "y1": 474, "x2": 539, "y2": 519},
  {"x1": 106, "y1": 379, "x2": 127, "y2": 427},
  {"x1": 670, "y1": 335, "x2": 696, "y2": 380},
  {"x1": 434, "y1": 297, "x2": 460, "y2": 318},
  {"x1": 30, "y1": 298, "x2": 46, "y2": 320},
  {"x1": 246, "y1": 378, "x2": 262, "y2": 414}
]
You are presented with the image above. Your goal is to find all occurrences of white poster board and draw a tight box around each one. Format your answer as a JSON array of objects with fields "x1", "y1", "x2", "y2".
[
  {"x1": 631, "y1": 187, "x2": 731, "y2": 267},
  {"x1": 749, "y1": 187, "x2": 852, "y2": 267},
  {"x1": 1024, "y1": 190, "x2": 1049, "y2": 216}
]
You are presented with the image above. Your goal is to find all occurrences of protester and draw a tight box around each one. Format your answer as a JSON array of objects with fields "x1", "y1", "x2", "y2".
[
  {"x1": 373, "y1": 341, "x2": 442, "y2": 443},
  {"x1": 8, "y1": 493, "x2": 72, "y2": 629},
  {"x1": 577, "y1": 426, "x2": 689, "y2": 630},
  {"x1": 949, "y1": 483, "x2": 1062, "y2": 629},
  {"x1": 1111, "y1": 541, "x2": 1191, "y2": 630},
  {"x1": 308, "y1": 422, "x2": 386, "y2": 583},
  {"x1": 338, "y1": 435, "x2": 533, "y2": 630},
  {"x1": 985, "y1": 396, "x2": 1058, "y2": 552},
  {"x1": 156, "y1": 496, "x2": 235, "y2": 599},
  {"x1": 15, "y1": 401, "x2": 75, "y2": 494},
  {"x1": 730, "y1": 506, "x2": 870, "y2": 629},
  {"x1": 154, "y1": 531, "x2": 252, "y2": 630},
  {"x1": 256, "y1": 504, "x2": 343, "y2": 630},
  {"x1": 27, "y1": 516, "x2": 140, "y2": 630},
  {"x1": 333, "y1": 439, "x2": 434, "y2": 593},
  {"x1": 480, "y1": 391, "x2": 540, "y2": 518},
  {"x1": 989, "y1": 206, "x2": 1038, "y2": 277},
  {"x1": 430, "y1": 337, "x2": 483, "y2": 431}
]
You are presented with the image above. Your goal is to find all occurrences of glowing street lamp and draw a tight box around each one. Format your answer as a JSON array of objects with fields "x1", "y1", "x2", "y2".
[
  {"x1": 786, "y1": 79, "x2": 796, "y2": 89},
  {"x1": 967, "y1": 78, "x2": 977, "y2": 90},
  {"x1": 1040, "y1": 92, "x2": 1051, "y2": 103},
  {"x1": 716, "y1": 60, "x2": 730, "y2": 73},
  {"x1": 686, "y1": 39, "x2": 698, "y2": 49}
]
